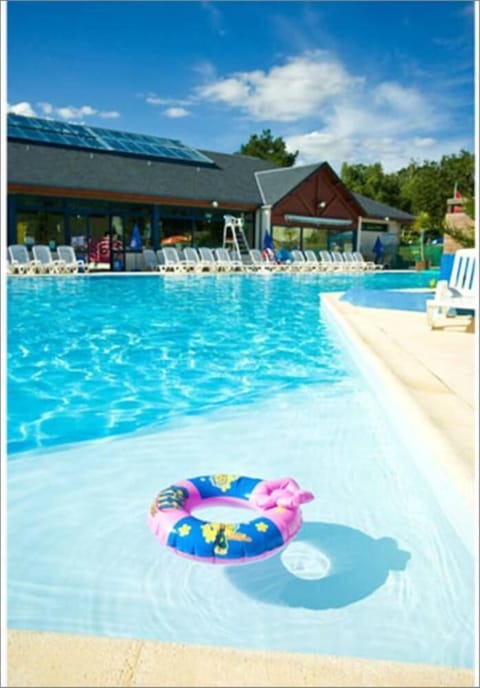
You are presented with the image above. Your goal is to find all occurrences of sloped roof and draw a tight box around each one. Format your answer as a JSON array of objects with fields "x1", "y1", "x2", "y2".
[
  {"x1": 255, "y1": 163, "x2": 322, "y2": 205},
  {"x1": 7, "y1": 141, "x2": 279, "y2": 206},
  {"x1": 444, "y1": 212, "x2": 475, "y2": 232},
  {"x1": 353, "y1": 192, "x2": 415, "y2": 221},
  {"x1": 8, "y1": 136, "x2": 415, "y2": 223}
]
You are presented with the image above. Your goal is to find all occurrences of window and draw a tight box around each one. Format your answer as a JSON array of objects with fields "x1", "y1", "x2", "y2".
[
  {"x1": 16, "y1": 211, "x2": 64, "y2": 248},
  {"x1": 272, "y1": 225, "x2": 301, "y2": 249}
]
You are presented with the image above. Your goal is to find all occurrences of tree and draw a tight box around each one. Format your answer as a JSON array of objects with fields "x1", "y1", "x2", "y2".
[
  {"x1": 399, "y1": 151, "x2": 474, "y2": 226},
  {"x1": 412, "y1": 211, "x2": 432, "y2": 262},
  {"x1": 340, "y1": 162, "x2": 402, "y2": 209},
  {"x1": 236, "y1": 129, "x2": 298, "y2": 167}
]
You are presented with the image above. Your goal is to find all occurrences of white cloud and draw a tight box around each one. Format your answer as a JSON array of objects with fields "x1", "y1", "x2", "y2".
[
  {"x1": 196, "y1": 50, "x2": 362, "y2": 122},
  {"x1": 201, "y1": 1, "x2": 226, "y2": 36},
  {"x1": 163, "y1": 107, "x2": 190, "y2": 118},
  {"x1": 413, "y1": 137, "x2": 436, "y2": 148},
  {"x1": 98, "y1": 111, "x2": 120, "y2": 119},
  {"x1": 282, "y1": 79, "x2": 450, "y2": 171},
  {"x1": 56, "y1": 105, "x2": 96, "y2": 119},
  {"x1": 38, "y1": 101, "x2": 53, "y2": 115},
  {"x1": 7, "y1": 101, "x2": 37, "y2": 117},
  {"x1": 145, "y1": 93, "x2": 191, "y2": 108},
  {"x1": 192, "y1": 60, "x2": 217, "y2": 82},
  {"x1": 191, "y1": 48, "x2": 468, "y2": 172},
  {"x1": 35, "y1": 102, "x2": 120, "y2": 121},
  {"x1": 284, "y1": 128, "x2": 468, "y2": 174}
]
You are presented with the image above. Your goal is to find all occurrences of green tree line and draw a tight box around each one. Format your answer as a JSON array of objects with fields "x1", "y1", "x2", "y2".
[
  {"x1": 236, "y1": 131, "x2": 474, "y2": 228},
  {"x1": 340, "y1": 151, "x2": 474, "y2": 227}
]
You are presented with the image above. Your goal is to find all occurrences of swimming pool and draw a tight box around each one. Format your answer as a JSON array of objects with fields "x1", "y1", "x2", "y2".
[{"x1": 7, "y1": 271, "x2": 474, "y2": 668}]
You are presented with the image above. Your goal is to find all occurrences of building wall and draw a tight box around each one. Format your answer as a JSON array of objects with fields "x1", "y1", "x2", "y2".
[{"x1": 270, "y1": 166, "x2": 359, "y2": 228}]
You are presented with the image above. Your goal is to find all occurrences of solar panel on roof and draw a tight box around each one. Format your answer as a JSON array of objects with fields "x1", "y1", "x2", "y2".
[{"x1": 7, "y1": 113, "x2": 215, "y2": 165}]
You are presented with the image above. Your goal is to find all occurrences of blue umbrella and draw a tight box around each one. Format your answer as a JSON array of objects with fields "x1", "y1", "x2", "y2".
[
  {"x1": 263, "y1": 231, "x2": 274, "y2": 251},
  {"x1": 129, "y1": 224, "x2": 142, "y2": 249},
  {"x1": 373, "y1": 236, "x2": 384, "y2": 256}
]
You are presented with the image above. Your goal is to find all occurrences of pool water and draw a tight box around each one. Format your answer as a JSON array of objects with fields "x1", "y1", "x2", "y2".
[
  {"x1": 7, "y1": 271, "x2": 437, "y2": 454},
  {"x1": 7, "y1": 272, "x2": 474, "y2": 668}
]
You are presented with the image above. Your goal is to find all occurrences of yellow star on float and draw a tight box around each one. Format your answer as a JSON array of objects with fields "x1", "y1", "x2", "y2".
[
  {"x1": 177, "y1": 524, "x2": 192, "y2": 537},
  {"x1": 255, "y1": 522, "x2": 269, "y2": 533}
]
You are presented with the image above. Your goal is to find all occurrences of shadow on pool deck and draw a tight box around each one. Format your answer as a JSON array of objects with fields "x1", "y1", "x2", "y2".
[{"x1": 225, "y1": 521, "x2": 410, "y2": 610}]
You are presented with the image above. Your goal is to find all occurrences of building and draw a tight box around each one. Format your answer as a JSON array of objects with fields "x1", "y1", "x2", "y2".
[{"x1": 7, "y1": 114, "x2": 414, "y2": 269}]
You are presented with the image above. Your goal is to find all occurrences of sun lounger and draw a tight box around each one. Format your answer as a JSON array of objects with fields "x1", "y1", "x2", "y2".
[
  {"x1": 143, "y1": 248, "x2": 161, "y2": 271},
  {"x1": 318, "y1": 251, "x2": 342, "y2": 272},
  {"x1": 156, "y1": 247, "x2": 186, "y2": 273},
  {"x1": 249, "y1": 249, "x2": 278, "y2": 272},
  {"x1": 352, "y1": 251, "x2": 381, "y2": 271},
  {"x1": 426, "y1": 248, "x2": 477, "y2": 331},
  {"x1": 32, "y1": 245, "x2": 67, "y2": 274},
  {"x1": 196, "y1": 247, "x2": 218, "y2": 272},
  {"x1": 289, "y1": 250, "x2": 308, "y2": 271},
  {"x1": 56, "y1": 245, "x2": 87, "y2": 273},
  {"x1": 8, "y1": 244, "x2": 40, "y2": 274},
  {"x1": 181, "y1": 247, "x2": 205, "y2": 272},
  {"x1": 302, "y1": 250, "x2": 323, "y2": 272},
  {"x1": 214, "y1": 247, "x2": 243, "y2": 272}
]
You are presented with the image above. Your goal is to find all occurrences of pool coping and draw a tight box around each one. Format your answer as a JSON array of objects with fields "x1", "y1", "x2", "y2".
[
  {"x1": 321, "y1": 293, "x2": 475, "y2": 512},
  {"x1": 6, "y1": 290, "x2": 477, "y2": 688},
  {"x1": 6, "y1": 630, "x2": 475, "y2": 687}
]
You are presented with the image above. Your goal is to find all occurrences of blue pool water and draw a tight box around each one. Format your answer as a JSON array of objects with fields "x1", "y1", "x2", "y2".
[
  {"x1": 7, "y1": 271, "x2": 474, "y2": 668},
  {"x1": 7, "y1": 271, "x2": 437, "y2": 454}
]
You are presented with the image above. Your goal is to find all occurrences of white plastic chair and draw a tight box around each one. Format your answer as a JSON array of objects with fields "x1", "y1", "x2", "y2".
[
  {"x1": 318, "y1": 251, "x2": 342, "y2": 272},
  {"x1": 290, "y1": 250, "x2": 313, "y2": 272},
  {"x1": 142, "y1": 248, "x2": 161, "y2": 271},
  {"x1": 352, "y1": 251, "x2": 382, "y2": 271},
  {"x1": 32, "y1": 245, "x2": 67, "y2": 274},
  {"x1": 8, "y1": 245, "x2": 40, "y2": 274},
  {"x1": 249, "y1": 249, "x2": 277, "y2": 272},
  {"x1": 426, "y1": 249, "x2": 477, "y2": 331},
  {"x1": 56, "y1": 245, "x2": 86, "y2": 273},
  {"x1": 157, "y1": 247, "x2": 187, "y2": 273},
  {"x1": 198, "y1": 246, "x2": 222, "y2": 272},
  {"x1": 214, "y1": 247, "x2": 243, "y2": 272}
]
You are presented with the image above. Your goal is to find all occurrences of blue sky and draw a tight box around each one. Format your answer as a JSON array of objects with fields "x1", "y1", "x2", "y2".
[{"x1": 6, "y1": 0, "x2": 476, "y2": 173}]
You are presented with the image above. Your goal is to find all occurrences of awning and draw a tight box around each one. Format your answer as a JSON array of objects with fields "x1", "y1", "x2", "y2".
[{"x1": 284, "y1": 214, "x2": 353, "y2": 227}]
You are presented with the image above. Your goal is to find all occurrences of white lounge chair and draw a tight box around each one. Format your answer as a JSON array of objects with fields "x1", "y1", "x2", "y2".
[
  {"x1": 214, "y1": 247, "x2": 243, "y2": 272},
  {"x1": 180, "y1": 247, "x2": 204, "y2": 272},
  {"x1": 156, "y1": 247, "x2": 186, "y2": 273},
  {"x1": 8, "y1": 244, "x2": 40, "y2": 274},
  {"x1": 318, "y1": 250, "x2": 342, "y2": 272},
  {"x1": 352, "y1": 251, "x2": 381, "y2": 271},
  {"x1": 331, "y1": 251, "x2": 355, "y2": 272},
  {"x1": 303, "y1": 250, "x2": 322, "y2": 272},
  {"x1": 56, "y1": 245, "x2": 86, "y2": 273},
  {"x1": 142, "y1": 248, "x2": 161, "y2": 271},
  {"x1": 32, "y1": 245, "x2": 67, "y2": 274},
  {"x1": 197, "y1": 247, "x2": 222, "y2": 272},
  {"x1": 343, "y1": 251, "x2": 366, "y2": 271},
  {"x1": 426, "y1": 248, "x2": 477, "y2": 331},
  {"x1": 249, "y1": 249, "x2": 277, "y2": 272},
  {"x1": 290, "y1": 250, "x2": 312, "y2": 272}
]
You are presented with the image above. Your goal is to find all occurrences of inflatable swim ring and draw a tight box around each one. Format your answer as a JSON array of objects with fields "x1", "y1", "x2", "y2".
[{"x1": 148, "y1": 474, "x2": 314, "y2": 565}]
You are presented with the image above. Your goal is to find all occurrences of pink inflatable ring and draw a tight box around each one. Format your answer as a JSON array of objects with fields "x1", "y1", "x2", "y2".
[{"x1": 148, "y1": 474, "x2": 314, "y2": 564}]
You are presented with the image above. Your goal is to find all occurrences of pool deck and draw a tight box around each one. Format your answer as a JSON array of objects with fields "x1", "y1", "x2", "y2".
[{"x1": 7, "y1": 291, "x2": 477, "y2": 688}]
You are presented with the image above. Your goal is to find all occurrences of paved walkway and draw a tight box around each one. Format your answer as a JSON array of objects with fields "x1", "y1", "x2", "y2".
[
  {"x1": 322, "y1": 293, "x2": 476, "y2": 509},
  {"x1": 7, "y1": 293, "x2": 477, "y2": 688}
]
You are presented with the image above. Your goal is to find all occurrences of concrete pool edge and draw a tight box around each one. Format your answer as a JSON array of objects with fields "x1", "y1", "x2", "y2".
[
  {"x1": 321, "y1": 292, "x2": 475, "y2": 514},
  {"x1": 7, "y1": 629, "x2": 475, "y2": 687}
]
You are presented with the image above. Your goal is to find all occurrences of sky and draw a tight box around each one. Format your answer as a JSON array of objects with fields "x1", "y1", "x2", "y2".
[{"x1": 5, "y1": 0, "x2": 476, "y2": 174}]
